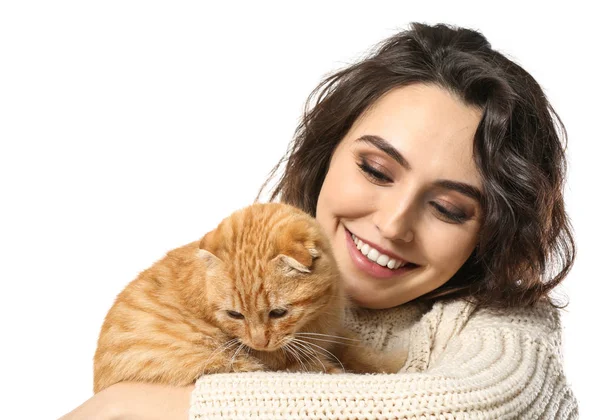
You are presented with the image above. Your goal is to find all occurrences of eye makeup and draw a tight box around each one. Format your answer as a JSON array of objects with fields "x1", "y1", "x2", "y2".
[
  {"x1": 354, "y1": 151, "x2": 475, "y2": 225},
  {"x1": 357, "y1": 156, "x2": 392, "y2": 184}
]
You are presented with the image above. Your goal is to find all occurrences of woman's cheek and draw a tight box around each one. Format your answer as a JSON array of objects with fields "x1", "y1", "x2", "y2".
[
  {"x1": 426, "y1": 226, "x2": 477, "y2": 273},
  {"x1": 323, "y1": 164, "x2": 372, "y2": 214}
]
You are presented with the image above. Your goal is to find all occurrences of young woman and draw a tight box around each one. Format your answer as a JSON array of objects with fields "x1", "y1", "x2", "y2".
[{"x1": 61, "y1": 22, "x2": 577, "y2": 419}]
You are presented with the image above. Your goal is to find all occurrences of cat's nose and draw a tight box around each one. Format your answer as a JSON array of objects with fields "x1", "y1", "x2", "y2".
[{"x1": 250, "y1": 330, "x2": 269, "y2": 349}]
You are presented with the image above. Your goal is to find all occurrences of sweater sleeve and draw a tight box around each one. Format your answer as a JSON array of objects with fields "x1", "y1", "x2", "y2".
[{"x1": 189, "y1": 303, "x2": 578, "y2": 419}]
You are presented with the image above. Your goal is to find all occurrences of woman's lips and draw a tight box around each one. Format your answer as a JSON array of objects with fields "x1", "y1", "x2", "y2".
[
  {"x1": 344, "y1": 228, "x2": 418, "y2": 279},
  {"x1": 350, "y1": 230, "x2": 412, "y2": 265}
]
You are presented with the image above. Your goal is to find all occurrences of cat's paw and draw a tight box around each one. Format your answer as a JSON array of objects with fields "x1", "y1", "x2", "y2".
[
  {"x1": 323, "y1": 359, "x2": 346, "y2": 374},
  {"x1": 325, "y1": 366, "x2": 345, "y2": 374}
]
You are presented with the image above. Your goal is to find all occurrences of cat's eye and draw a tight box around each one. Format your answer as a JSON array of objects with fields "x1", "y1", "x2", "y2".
[
  {"x1": 226, "y1": 310, "x2": 244, "y2": 320},
  {"x1": 269, "y1": 308, "x2": 288, "y2": 319}
]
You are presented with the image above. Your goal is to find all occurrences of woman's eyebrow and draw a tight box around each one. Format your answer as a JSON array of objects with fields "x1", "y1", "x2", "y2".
[
  {"x1": 435, "y1": 180, "x2": 482, "y2": 203},
  {"x1": 355, "y1": 134, "x2": 482, "y2": 204},
  {"x1": 357, "y1": 134, "x2": 411, "y2": 169}
]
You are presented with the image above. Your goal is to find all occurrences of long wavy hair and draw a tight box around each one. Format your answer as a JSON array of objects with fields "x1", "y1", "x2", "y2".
[{"x1": 258, "y1": 23, "x2": 575, "y2": 309}]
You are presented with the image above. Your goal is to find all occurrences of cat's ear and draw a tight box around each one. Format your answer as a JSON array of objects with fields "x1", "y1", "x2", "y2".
[
  {"x1": 197, "y1": 249, "x2": 223, "y2": 271},
  {"x1": 197, "y1": 229, "x2": 223, "y2": 268},
  {"x1": 307, "y1": 247, "x2": 319, "y2": 259},
  {"x1": 273, "y1": 238, "x2": 321, "y2": 276},
  {"x1": 276, "y1": 218, "x2": 322, "y2": 267},
  {"x1": 272, "y1": 254, "x2": 311, "y2": 276}
]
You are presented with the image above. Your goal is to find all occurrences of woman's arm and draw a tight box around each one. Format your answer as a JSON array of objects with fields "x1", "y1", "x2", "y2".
[
  {"x1": 59, "y1": 382, "x2": 194, "y2": 420},
  {"x1": 190, "y1": 325, "x2": 578, "y2": 419}
]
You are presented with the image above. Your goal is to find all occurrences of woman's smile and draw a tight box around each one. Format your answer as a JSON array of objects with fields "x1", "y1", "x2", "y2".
[{"x1": 344, "y1": 227, "x2": 419, "y2": 279}]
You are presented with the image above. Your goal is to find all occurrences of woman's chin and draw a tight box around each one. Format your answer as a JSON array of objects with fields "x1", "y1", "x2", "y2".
[{"x1": 344, "y1": 283, "x2": 395, "y2": 309}]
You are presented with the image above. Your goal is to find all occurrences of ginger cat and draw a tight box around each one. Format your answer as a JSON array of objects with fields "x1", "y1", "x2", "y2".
[{"x1": 93, "y1": 203, "x2": 406, "y2": 393}]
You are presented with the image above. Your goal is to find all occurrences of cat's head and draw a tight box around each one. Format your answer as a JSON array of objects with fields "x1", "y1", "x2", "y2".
[{"x1": 196, "y1": 203, "x2": 343, "y2": 352}]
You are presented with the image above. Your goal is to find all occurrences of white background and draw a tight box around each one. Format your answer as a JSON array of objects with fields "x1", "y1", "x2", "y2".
[{"x1": 1, "y1": 2, "x2": 597, "y2": 419}]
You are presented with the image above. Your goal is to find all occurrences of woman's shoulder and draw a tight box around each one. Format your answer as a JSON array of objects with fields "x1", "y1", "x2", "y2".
[
  {"x1": 346, "y1": 298, "x2": 566, "y2": 372},
  {"x1": 465, "y1": 302, "x2": 561, "y2": 336},
  {"x1": 412, "y1": 299, "x2": 566, "y2": 371},
  {"x1": 414, "y1": 299, "x2": 564, "y2": 349},
  {"x1": 350, "y1": 298, "x2": 563, "y2": 338}
]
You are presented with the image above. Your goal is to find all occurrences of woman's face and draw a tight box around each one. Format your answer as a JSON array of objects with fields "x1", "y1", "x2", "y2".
[{"x1": 315, "y1": 84, "x2": 483, "y2": 309}]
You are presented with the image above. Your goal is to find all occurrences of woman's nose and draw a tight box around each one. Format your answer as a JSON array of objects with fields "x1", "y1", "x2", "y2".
[{"x1": 373, "y1": 199, "x2": 415, "y2": 243}]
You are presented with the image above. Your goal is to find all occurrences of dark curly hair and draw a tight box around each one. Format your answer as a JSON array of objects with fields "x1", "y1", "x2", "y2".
[{"x1": 258, "y1": 23, "x2": 575, "y2": 310}]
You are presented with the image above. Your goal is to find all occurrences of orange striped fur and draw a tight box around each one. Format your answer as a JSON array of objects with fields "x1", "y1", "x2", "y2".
[{"x1": 93, "y1": 203, "x2": 406, "y2": 393}]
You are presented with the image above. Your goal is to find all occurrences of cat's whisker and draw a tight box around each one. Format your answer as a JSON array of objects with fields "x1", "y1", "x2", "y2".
[
  {"x1": 289, "y1": 341, "x2": 317, "y2": 373},
  {"x1": 200, "y1": 339, "x2": 239, "y2": 376},
  {"x1": 279, "y1": 343, "x2": 289, "y2": 362},
  {"x1": 295, "y1": 332, "x2": 360, "y2": 342},
  {"x1": 229, "y1": 341, "x2": 246, "y2": 372},
  {"x1": 295, "y1": 345, "x2": 315, "y2": 373},
  {"x1": 294, "y1": 340, "x2": 337, "y2": 373},
  {"x1": 203, "y1": 338, "x2": 237, "y2": 361},
  {"x1": 200, "y1": 338, "x2": 239, "y2": 376},
  {"x1": 298, "y1": 345, "x2": 325, "y2": 373},
  {"x1": 283, "y1": 343, "x2": 307, "y2": 373},
  {"x1": 294, "y1": 336, "x2": 361, "y2": 347},
  {"x1": 295, "y1": 342, "x2": 320, "y2": 373},
  {"x1": 291, "y1": 339, "x2": 327, "y2": 373},
  {"x1": 294, "y1": 338, "x2": 346, "y2": 373},
  {"x1": 293, "y1": 347, "x2": 311, "y2": 373}
]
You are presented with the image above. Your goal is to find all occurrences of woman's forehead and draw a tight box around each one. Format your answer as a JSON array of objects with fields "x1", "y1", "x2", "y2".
[
  {"x1": 355, "y1": 84, "x2": 482, "y2": 143},
  {"x1": 344, "y1": 84, "x2": 484, "y2": 187}
]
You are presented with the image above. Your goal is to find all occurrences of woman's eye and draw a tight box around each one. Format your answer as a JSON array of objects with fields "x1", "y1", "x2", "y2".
[
  {"x1": 226, "y1": 310, "x2": 245, "y2": 319},
  {"x1": 357, "y1": 159, "x2": 392, "y2": 184},
  {"x1": 269, "y1": 308, "x2": 288, "y2": 319},
  {"x1": 431, "y1": 202, "x2": 468, "y2": 224}
]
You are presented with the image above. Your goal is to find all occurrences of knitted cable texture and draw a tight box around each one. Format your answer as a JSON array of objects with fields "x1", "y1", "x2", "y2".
[{"x1": 189, "y1": 300, "x2": 578, "y2": 419}]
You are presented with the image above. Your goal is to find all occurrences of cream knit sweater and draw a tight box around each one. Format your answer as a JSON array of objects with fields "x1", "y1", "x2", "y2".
[{"x1": 189, "y1": 299, "x2": 578, "y2": 419}]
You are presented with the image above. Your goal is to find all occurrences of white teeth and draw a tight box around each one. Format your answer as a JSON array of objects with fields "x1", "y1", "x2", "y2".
[
  {"x1": 367, "y1": 248, "x2": 380, "y2": 262},
  {"x1": 352, "y1": 234, "x2": 408, "y2": 270},
  {"x1": 351, "y1": 232, "x2": 410, "y2": 270},
  {"x1": 376, "y1": 254, "x2": 390, "y2": 266},
  {"x1": 360, "y1": 244, "x2": 370, "y2": 255}
]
